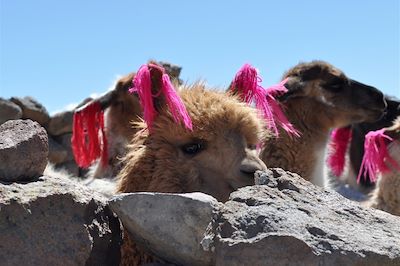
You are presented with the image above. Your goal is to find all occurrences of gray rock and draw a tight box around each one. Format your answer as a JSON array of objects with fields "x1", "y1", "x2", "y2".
[
  {"x1": 109, "y1": 192, "x2": 218, "y2": 266},
  {"x1": 48, "y1": 110, "x2": 73, "y2": 136},
  {"x1": 84, "y1": 178, "x2": 117, "y2": 198},
  {"x1": 0, "y1": 98, "x2": 22, "y2": 124},
  {"x1": 10, "y1": 96, "x2": 50, "y2": 126},
  {"x1": 48, "y1": 136, "x2": 69, "y2": 164},
  {"x1": 204, "y1": 168, "x2": 400, "y2": 266},
  {"x1": 55, "y1": 133, "x2": 74, "y2": 161},
  {"x1": 0, "y1": 175, "x2": 122, "y2": 266},
  {"x1": 0, "y1": 119, "x2": 48, "y2": 182},
  {"x1": 55, "y1": 160, "x2": 79, "y2": 177}
]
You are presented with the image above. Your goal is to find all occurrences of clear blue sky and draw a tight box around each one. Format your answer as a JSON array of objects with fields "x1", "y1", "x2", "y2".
[{"x1": 1, "y1": 0, "x2": 399, "y2": 114}]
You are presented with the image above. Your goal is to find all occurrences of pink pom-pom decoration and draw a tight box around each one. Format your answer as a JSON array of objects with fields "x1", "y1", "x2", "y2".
[
  {"x1": 357, "y1": 129, "x2": 400, "y2": 183},
  {"x1": 327, "y1": 127, "x2": 352, "y2": 177},
  {"x1": 129, "y1": 63, "x2": 192, "y2": 131},
  {"x1": 71, "y1": 101, "x2": 108, "y2": 168},
  {"x1": 231, "y1": 63, "x2": 299, "y2": 137}
]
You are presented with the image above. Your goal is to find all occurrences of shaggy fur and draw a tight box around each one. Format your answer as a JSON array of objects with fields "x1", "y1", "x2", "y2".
[
  {"x1": 117, "y1": 83, "x2": 268, "y2": 265},
  {"x1": 366, "y1": 117, "x2": 400, "y2": 216},
  {"x1": 260, "y1": 61, "x2": 386, "y2": 187}
]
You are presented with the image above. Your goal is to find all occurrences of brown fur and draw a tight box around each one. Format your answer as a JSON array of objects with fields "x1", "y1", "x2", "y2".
[
  {"x1": 260, "y1": 61, "x2": 386, "y2": 186},
  {"x1": 366, "y1": 116, "x2": 400, "y2": 216},
  {"x1": 117, "y1": 82, "x2": 268, "y2": 265}
]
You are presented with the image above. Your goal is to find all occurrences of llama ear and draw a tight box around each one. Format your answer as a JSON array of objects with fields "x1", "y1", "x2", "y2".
[{"x1": 129, "y1": 63, "x2": 192, "y2": 131}]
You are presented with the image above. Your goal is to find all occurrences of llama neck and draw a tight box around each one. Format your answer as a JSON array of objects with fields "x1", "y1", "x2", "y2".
[{"x1": 261, "y1": 98, "x2": 332, "y2": 186}]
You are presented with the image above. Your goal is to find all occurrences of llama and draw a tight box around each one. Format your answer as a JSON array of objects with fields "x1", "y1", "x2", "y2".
[
  {"x1": 255, "y1": 61, "x2": 387, "y2": 187},
  {"x1": 72, "y1": 62, "x2": 182, "y2": 179},
  {"x1": 355, "y1": 116, "x2": 400, "y2": 216},
  {"x1": 340, "y1": 97, "x2": 400, "y2": 193},
  {"x1": 117, "y1": 63, "x2": 268, "y2": 265}
]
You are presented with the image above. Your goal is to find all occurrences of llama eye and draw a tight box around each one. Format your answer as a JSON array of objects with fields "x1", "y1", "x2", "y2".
[{"x1": 181, "y1": 142, "x2": 205, "y2": 155}]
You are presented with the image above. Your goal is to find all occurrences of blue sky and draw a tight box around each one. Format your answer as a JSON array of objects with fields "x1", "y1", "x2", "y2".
[{"x1": 1, "y1": 0, "x2": 399, "y2": 114}]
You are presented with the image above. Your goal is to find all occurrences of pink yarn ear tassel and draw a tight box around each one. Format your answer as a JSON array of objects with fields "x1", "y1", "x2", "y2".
[
  {"x1": 327, "y1": 127, "x2": 352, "y2": 176},
  {"x1": 357, "y1": 129, "x2": 400, "y2": 183},
  {"x1": 129, "y1": 64, "x2": 192, "y2": 131},
  {"x1": 129, "y1": 65, "x2": 157, "y2": 129},
  {"x1": 231, "y1": 64, "x2": 299, "y2": 137},
  {"x1": 161, "y1": 74, "x2": 193, "y2": 130}
]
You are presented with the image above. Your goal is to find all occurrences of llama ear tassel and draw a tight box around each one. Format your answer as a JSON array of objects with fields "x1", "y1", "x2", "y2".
[
  {"x1": 129, "y1": 63, "x2": 192, "y2": 131},
  {"x1": 327, "y1": 127, "x2": 352, "y2": 177},
  {"x1": 71, "y1": 101, "x2": 108, "y2": 168},
  {"x1": 230, "y1": 63, "x2": 299, "y2": 137},
  {"x1": 357, "y1": 129, "x2": 400, "y2": 183}
]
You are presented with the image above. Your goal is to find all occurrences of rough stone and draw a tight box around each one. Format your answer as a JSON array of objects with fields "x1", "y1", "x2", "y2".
[
  {"x1": 55, "y1": 160, "x2": 80, "y2": 177},
  {"x1": 55, "y1": 133, "x2": 74, "y2": 161},
  {"x1": 10, "y1": 96, "x2": 50, "y2": 126},
  {"x1": 204, "y1": 168, "x2": 400, "y2": 266},
  {"x1": 0, "y1": 175, "x2": 122, "y2": 266},
  {"x1": 109, "y1": 192, "x2": 218, "y2": 266},
  {"x1": 48, "y1": 110, "x2": 73, "y2": 136},
  {"x1": 48, "y1": 136, "x2": 69, "y2": 164},
  {"x1": 0, "y1": 119, "x2": 48, "y2": 182},
  {"x1": 0, "y1": 98, "x2": 22, "y2": 124}
]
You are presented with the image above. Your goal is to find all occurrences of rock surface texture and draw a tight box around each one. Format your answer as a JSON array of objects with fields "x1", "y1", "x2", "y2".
[
  {"x1": 0, "y1": 119, "x2": 49, "y2": 182},
  {"x1": 0, "y1": 98, "x2": 22, "y2": 124},
  {"x1": 0, "y1": 175, "x2": 122, "y2": 266},
  {"x1": 205, "y1": 169, "x2": 400, "y2": 266},
  {"x1": 110, "y1": 169, "x2": 400, "y2": 266},
  {"x1": 10, "y1": 96, "x2": 50, "y2": 126},
  {"x1": 109, "y1": 192, "x2": 219, "y2": 266}
]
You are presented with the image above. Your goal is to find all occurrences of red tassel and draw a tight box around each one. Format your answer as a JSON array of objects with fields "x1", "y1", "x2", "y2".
[
  {"x1": 327, "y1": 127, "x2": 352, "y2": 176},
  {"x1": 71, "y1": 101, "x2": 108, "y2": 168},
  {"x1": 357, "y1": 129, "x2": 400, "y2": 183}
]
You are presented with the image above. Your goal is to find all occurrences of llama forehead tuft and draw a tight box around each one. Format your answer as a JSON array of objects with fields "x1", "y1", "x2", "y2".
[
  {"x1": 283, "y1": 60, "x2": 345, "y2": 82},
  {"x1": 148, "y1": 83, "x2": 266, "y2": 144}
]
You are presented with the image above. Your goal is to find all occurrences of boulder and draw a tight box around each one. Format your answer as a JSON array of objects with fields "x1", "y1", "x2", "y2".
[
  {"x1": 205, "y1": 169, "x2": 400, "y2": 266},
  {"x1": 0, "y1": 119, "x2": 48, "y2": 182},
  {"x1": 0, "y1": 175, "x2": 122, "y2": 266},
  {"x1": 47, "y1": 110, "x2": 73, "y2": 136},
  {"x1": 109, "y1": 192, "x2": 218, "y2": 266},
  {"x1": 0, "y1": 98, "x2": 22, "y2": 124},
  {"x1": 109, "y1": 169, "x2": 400, "y2": 266},
  {"x1": 55, "y1": 133, "x2": 74, "y2": 161},
  {"x1": 10, "y1": 96, "x2": 50, "y2": 126},
  {"x1": 48, "y1": 136, "x2": 69, "y2": 164}
]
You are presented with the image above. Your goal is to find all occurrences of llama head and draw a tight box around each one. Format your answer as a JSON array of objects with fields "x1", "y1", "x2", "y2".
[
  {"x1": 118, "y1": 64, "x2": 268, "y2": 201},
  {"x1": 281, "y1": 60, "x2": 387, "y2": 128}
]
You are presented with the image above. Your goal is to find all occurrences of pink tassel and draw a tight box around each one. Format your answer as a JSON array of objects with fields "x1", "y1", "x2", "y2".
[
  {"x1": 71, "y1": 101, "x2": 108, "y2": 168},
  {"x1": 327, "y1": 127, "x2": 352, "y2": 176},
  {"x1": 129, "y1": 65, "x2": 157, "y2": 130},
  {"x1": 129, "y1": 64, "x2": 192, "y2": 131},
  {"x1": 231, "y1": 64, "x2": 299, "y2": 137},
  {"x1": 161, "y1": 74, "x2": 193, "y2": 130},
  {"x1": 357, "y1": 129, "x2": 400, "y2": 183}
]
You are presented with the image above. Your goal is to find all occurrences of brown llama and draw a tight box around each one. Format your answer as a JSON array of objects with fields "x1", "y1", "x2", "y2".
[
  {"x1": 258, "y1": 61, "x2": 387, "y2": 187},
  {"x1": 73, "y1": 62, "x2": 182, "y2": 179},
  {"x1": 117, "y1": 63, "x2": 268, "y2": 265}
]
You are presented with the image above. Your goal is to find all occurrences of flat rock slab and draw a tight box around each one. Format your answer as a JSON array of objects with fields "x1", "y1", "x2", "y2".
[
  {"x1": 0, "y1": 175, "x2": 122, "y2": 266},
  {"x1": 109, "y1": 192, "x2": 218, "y2": 266},
  {"x1": 0, "y1": 119, "x2": 48, "y2": 182},
  {"x1": 10, "y1": 96, "x2": 50, "y2": 126},
  {"x1": 204, "y1": 168, "x2": 400, "y2": 266},
  {"x1": 0, "y1": 98, "x2": 22, "y2": 124}
]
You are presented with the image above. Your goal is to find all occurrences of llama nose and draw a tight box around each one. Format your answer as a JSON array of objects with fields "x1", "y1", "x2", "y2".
[{"x1": 240, "y1": 157, "x2": 267, "y2": 176}]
